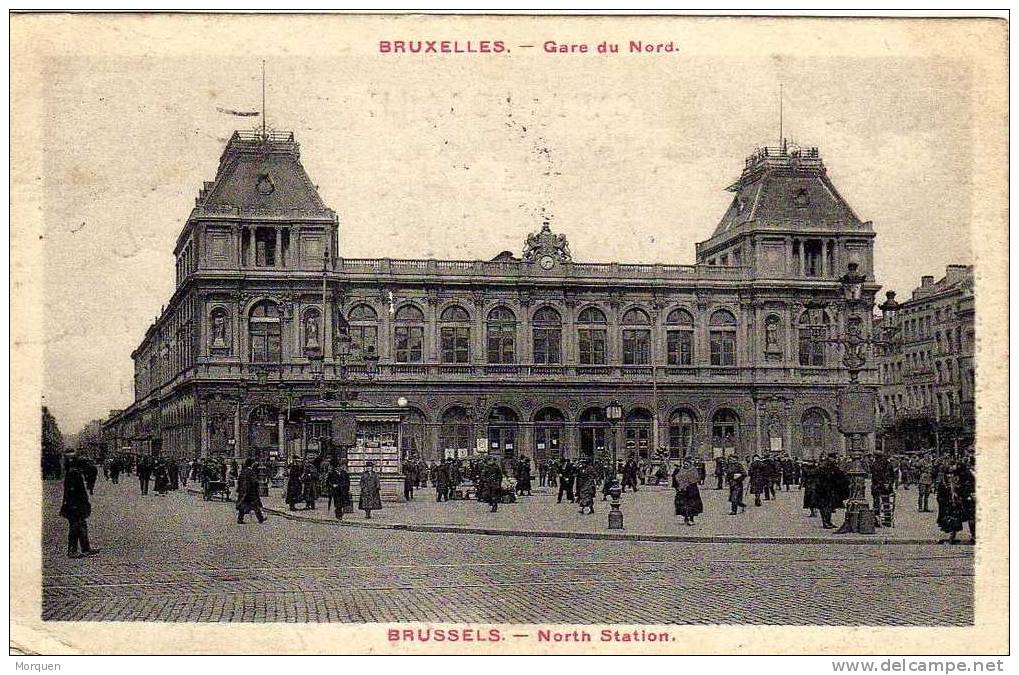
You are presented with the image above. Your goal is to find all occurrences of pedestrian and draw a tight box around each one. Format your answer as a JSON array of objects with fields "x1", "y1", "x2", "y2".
[
  {"x1": 483, "y1": 457, "x2": 504, "y2": 513},
  {"x1": 781, "y1": 455, "x2": 797, "y2": 492},
  {"x1": 547, "y1": 458, "x2": 558, "y2": 488},
  {"x1": 763, "y1": 455, "x2": 778, "y2": 500},
  {"x1": 538, "y1": 460, "x2": 548, "y2": 488},
  {"x1": 433, "y1": 459, "x2": 450, "y2": 502},
  {"x1": 235, "y1": 458, "x2": 267, "y2": 524},
  {"x1": 358, "y1": 462, "x2": 383, "y2": 519},
  {"x1": 138, "y1": 456, "x2": 151, "y2": 495},
  {"x1": 673, "y1": 458, "x2": 704, "y2": 526},
  {"x1": 917, "y1": 454, "x2": 935, "y2": 512},
  {"x1": 403, "y1": 467, "x2": 415, "y2": 501},
  {"x1": 302, "y1": 460, "x2": 318, "y2": 510},
  {"x1": 813, "y1": 452, "x2": 850, "y2": 529},
  {"x1": 800, "y1": 459, "x2": 818, "y2": 517},
  {"x1": 556, "y1": 459, "x2": 576, "y2": 503},
  {"x1": 695, "y1": 458, "x2": 707, "y2": 486},
  {"x1": 714, "y1": 456, "x2": 726, "y2": 490},
  {"x1": 230, "y1": 459, "x2": 239, "y2": 480},
  {"x1": 869, "y1": 449, "x2": 896, "y2": 513},
  {"x1": 327, "y1": 462, "x2": 351, "y2": 520},
  {"x1": 60, "y1": 453, "x2": 99, "y2": 558},
  {"x1": 153, "y1": 458, "x2": 170, "y2": 495},
  {"x1": 516, "y1": 457, "x2": 533, "y2": 496},
  {"x1": 748, "y1": 455, "x2": 768, "y2": 507},
  {"x1": 726, "y1": 459, "x2": 746, "y2": 515},
  {"x1": 621, "y1": 456, "x2": 639, "y2": 493},
  {"x1": 936, "y1": 458, "x2": 976, "y2": 544},
  {"x1": 109, "y1": 457, "x2": 121, "y2": 484},
  {"x1": 81, "y1": 457, "x2": 98, "y2": 496},
  {"x1": 168, "y1": 459, "x2": 180, "y2": 491},
  {"x1": 285, "y1": 462, "x2": 303, "y2": 511},
  {"x1": 576, "y1": 460, "x2": 597, "y2": 515}
]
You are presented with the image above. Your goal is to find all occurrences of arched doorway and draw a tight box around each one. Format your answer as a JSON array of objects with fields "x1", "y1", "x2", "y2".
[
  {"x1": 578, "y1": 407, "x2": 607, "y2": 462},
  {"x1": 668, "y1": 409, "x2": 697, "y2": 459},
  {"x1": 247, "y1": 404, "x2": 280, "y2": 461},
  {"x1": 533, "y1": 407, "x2": 565, "y2": 463},
  {"x1": 623, "y1": 408, "x2": 653, "y2": 460},
  {"x1": 487, "y1": 407, "x2": 519, "y2": 459},
  {"x1": 711, "y1": 409, "x2": 740, "y2": 458},
  {"x1": 399, "y1": 407, "x2": 428, "y2": 461},
  {"x1": 801, "y1": 408, "x2": 832, "y2": 459},
  {"x1": 439, "y1": 407, "x2": 472, "y2": 460}
]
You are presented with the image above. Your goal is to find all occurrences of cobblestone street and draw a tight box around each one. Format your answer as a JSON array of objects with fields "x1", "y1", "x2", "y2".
[{"x1": 42, "y1": 479, "x2": 973, "y2": 624}]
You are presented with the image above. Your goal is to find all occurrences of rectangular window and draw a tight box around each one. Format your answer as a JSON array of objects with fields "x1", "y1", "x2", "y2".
[
  {"x1": 533, "y1": 328, "x2": 561, "y2": 364},
  {"x1": 394, "y1": 326, "x2": 423, "y2": 363},
  {"x1": 350, "y1": 325, "x2": 378, "y2": 356},
  {"x1": 710, "y1": 331, "x2": 736, "y2": 366},
  {"x1": 666, "y1": 330, "x2": 693, "y2": 365},
  {"x1": 578, "y1": 328, "x2": 607, "y2": 365},
  {"x1": 486, "y1": 326, "x2": 515, "y2": 364},
  {"x1": 440, "y1": 326, "x2": 470, "y2": 364},
  {"x1": 622, "y1": 329, "x2": 650, "y2": 365},
  {"x1": 798, "y1": 329, "x2": 825, "y2": 366}
]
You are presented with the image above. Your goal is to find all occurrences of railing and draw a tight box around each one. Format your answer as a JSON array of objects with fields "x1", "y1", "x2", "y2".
[{"x1": 335, "y1": 257, "x2": 747, "y2": 281}]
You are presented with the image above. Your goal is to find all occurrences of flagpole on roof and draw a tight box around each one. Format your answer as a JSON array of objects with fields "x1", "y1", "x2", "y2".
[{"x1": 261, "y1": 60, "x2": 267, "y2": 140}]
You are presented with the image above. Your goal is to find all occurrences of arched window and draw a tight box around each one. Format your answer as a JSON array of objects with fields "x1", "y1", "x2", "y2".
[
  {"x1": 439, "y1": 305, "x2": 470, "y2": 364},
  {"x1": 801, "y1": 408, "x2": 830, "y2": 459},
  {"x1": 247, "y1": 404, "x2": 280, "y2": 460},
  {"x1": 578, "y1": 407, "x2": 607, "y2": 462},
  {"x1": 532, "y1": 307, "x2": 562, "y2": 365},
  {"x1": 533, "y1": 407, "x2": 565, "y2": 461},
  {"x1": 486, "y1": 307, "x2": 516, "y2": 364},
  {"x1": 577, "y1": 307, "x2": 607, "y2": 365},
  {"x1": 711, "y1": 409, "x2": 739, "y2": 456},
  {"x1": 440, "y1": 407, "x2": 472, "y2": 459},
  {"x1": 621, "y1": 308, "x2": 651, "y2": 365},
  {"x1": 624, "y1": 408, "x2": 653, "y2": 460},
  {"x1": 668, "y1": 409, "x2": 696, "y2": 459},
  {"x1": 394, "y1": 304, "x2": 424, "y2": 363},
  {"x1": 249, "y1": 301, "x2": 281, "y2": 363},
  {"x1": 764, "y1": 314, "x2": 782, "y2": 355},
  {"x1": 709, "y1": 310, "x2": 737, "y2": 366},
  {"x1": 798, "y1": 309, "x2": 830, "y2": 366},
  {"x1": 666, "y1": 308, "x2": 694, "y2": 366},
  {"x1": 487, "y1": 407, "x2": 519, "y2": 458},
  {"x1": 347, "y1": 304, "x2": 378, "y2": 358},
  {"x1": 302, "y1": 307, "x2": 322, "y2": 351}
]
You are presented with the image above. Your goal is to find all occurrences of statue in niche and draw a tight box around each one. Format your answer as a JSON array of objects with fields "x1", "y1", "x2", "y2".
[
  {"x1": 305, "y1": 313, "x2": 320, "y2": 348},
  {"x1": 765, "y1": 318, "x2": 780, "y2": 352},
  {"x1": 211, "y1": 312, "x2": 228, "y2": 349}
]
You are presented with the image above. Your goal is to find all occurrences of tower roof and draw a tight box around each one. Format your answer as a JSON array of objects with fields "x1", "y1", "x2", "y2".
[
  {"x1": 711, "y1": 144, "x2": 867, "y2": 237},
  {"x1": 193, "y1": 130, "x2": 333, "y2": 217}
]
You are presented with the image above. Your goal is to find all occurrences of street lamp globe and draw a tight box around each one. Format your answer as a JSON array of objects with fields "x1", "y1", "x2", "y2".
[
  {"x1": 879, "y1": 290, "x2": 900, "y2": 323},
  {"x1": 606, "y1": 400, "x2": 623, "y2": 423}
]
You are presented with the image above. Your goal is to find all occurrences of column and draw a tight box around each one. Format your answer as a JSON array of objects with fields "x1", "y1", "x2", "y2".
[
  {"x1": 274, "y1": 227, "x2": 283, "y2": 268},
  {"x1": 798, "y1": 240, "x2": 805, "y2": 277},
  {"x1": 426, "y1": 302, "x2": 438, "y2": 362},
  {"x1": 820, "y1": 239, "x2": 828, "y2": 278},
  {"x1": 786, "y1": 237, "x2": 794, "y2": 276},
  {"x1": 277, "y1": 413, "x2": 286, "y2": 461}
]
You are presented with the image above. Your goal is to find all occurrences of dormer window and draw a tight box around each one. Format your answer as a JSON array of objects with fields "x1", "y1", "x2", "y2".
[{"x1": 793, "y1": 188, "x2": 809, "y2": 207}]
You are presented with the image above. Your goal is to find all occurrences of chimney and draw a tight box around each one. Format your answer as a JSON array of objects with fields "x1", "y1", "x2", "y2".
[
  {"x1": 945, "y1": 264, "x2": 969, "y2": 284},
  {"x1": 921, "y1": 275, "x2": 934, "y2": 287}
]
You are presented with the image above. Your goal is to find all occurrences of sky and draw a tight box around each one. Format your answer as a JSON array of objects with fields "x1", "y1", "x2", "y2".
[{"x1": 18, "y1": 15, "x2": 990, "y2": 435}]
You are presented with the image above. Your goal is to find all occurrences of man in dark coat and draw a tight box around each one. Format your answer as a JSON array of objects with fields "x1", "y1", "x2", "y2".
[
  {"x1": 800, "y1": 460, "x2": 819, "y2": 516},
  {"x1": 61, "y1": 454, "x2": 98, "y2": 558},
  {"x1": 326, "y1": 462, "x2": 351, "y2": 520},
  {"x1": 781, "y1": 456, "x2": 798, "y2": 491},
  {"x1": 80, "y1": 458, "x2": 98, "y2": 496},
  {"x1": 726, "y1": 458, "x2": 746, "y2": 515},
  {"x1": 301, "y1": 460, "x2": 318, "y2": 510},
  {"x1": 359, "y1": 462, "x2": 383, "y2": 518},
  {"x1": 138, "y1": 456, "x2": 152, "y2": 495},
  {"x1": 433, "y1": 459, "x2": 451, "y2": 502},
  {"x1": 575, "y1": 460, "x2": 597, "y2": 514},
  {"x1": 813, "y1": 453, "x2": 850, "y2": 529},
  {"x1": 869, "y1": 450, "x2": 896, "y2": 513},
  {"x1": 236, "y1": 459, "x2": 267, "y2": 524},
  {"x1": 538, "y1": 460, "x2": 548, "y2": 488},
  {"x1": 556, "y1": 459, "x2": 576, "y2": 503},
  {"x1": 516, "y1": 457, "x2": 533, "y2": 496},
  {"x1": 714, "y1": 456, "x2": 726, "y2": 490},
  {"x1": 621, "y1": 457, "x2": 639, "y2": 493},
  {"x1": 153, "y1": 458, "x2": 171, "y2": 495},
  {"x1": 284, "y1": 462, "x2": 303, "y2": 510},
  {"x1": 936, "y1": 459, "x2": 976, "y2": 544},
  {"x1": 482, "y1": 457, "x2": 504, "y2": 512},
  {"x1": 748, "y1": 455, "x2": 768, "y2": 506},
  {"x1": 762, "y1": 455, "x2": 778, "y2": 500},
  {"x1": 916, "y1": 455, "x2": 935, "y2": 512},
  {"x1": 168, "y1": 459, "x2": 180, "y2": 491}
]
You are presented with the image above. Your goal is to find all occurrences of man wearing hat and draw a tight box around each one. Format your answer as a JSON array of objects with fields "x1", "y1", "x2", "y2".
[
  {"x1": 60, "y1": 452, "x2": 99, "y2": 558},
  {"x1": 358, "y1": 461, "x2": 383, "y2": 518}
]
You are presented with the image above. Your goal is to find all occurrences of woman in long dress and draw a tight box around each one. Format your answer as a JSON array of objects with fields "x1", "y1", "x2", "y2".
[
  {"x1": 359, "y1": 462, "x2": 383, "y2": 519},
  {"x1": 576, "y1": 461, "x2": 597, "y2": 515},
  {"x1": 673, "y1": 459, "x2": 704, "y2": 526}
]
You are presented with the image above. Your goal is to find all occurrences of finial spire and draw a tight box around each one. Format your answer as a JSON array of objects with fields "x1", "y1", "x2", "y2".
[{"x1": 261, "y1": 60, "x2": 266, "y2": 140}]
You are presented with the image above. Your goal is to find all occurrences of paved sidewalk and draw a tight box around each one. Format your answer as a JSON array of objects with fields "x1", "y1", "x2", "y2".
[{"x1": 251, "y1": 481, "x2": 948, "y2": 544}]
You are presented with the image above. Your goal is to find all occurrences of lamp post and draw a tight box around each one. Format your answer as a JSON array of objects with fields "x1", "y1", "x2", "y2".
[{"x1": 605, "y1": 399, "x2": 624, "y2": 530}]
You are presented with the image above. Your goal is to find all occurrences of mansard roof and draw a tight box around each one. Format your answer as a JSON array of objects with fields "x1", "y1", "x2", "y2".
[
  {"x1": 193, "y1": 130, "x2": 332, "y2": 217},
  {"x1": 712, "y1": 144, "x2": 868, "y2": 237}
]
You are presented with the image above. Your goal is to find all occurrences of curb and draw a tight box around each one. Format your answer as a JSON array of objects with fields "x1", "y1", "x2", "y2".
[
  {"x1": 258, "y1": 505, "x2": 942, "y2": 546},
  {"x1": 188, "y1": 487, "x2": 945, "y2": 546}
]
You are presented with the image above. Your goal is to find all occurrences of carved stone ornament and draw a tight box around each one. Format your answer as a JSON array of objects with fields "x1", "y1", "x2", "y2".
[{"x1": 522, "y1": 221, "x2": 572, "y2": 263}]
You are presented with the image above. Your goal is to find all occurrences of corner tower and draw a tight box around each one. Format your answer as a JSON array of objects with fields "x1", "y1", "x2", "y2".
[
  {"x1": 695, "y1": 143, "x2": 875, "y2": 281},
  {"x1": 173, "y1": 130, "x2": 339, "y2": 285}
]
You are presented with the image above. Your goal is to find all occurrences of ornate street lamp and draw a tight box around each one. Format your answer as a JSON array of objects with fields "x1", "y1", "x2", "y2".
[
  {"x1": 605, "y1": 399, "x2": 624, "y2": 530},
  {"x1": 879, "y1": 290, "x2": 900, "y2": 324}
]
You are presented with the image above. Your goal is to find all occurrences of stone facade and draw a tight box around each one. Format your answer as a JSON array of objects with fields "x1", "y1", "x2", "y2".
[{"x1": 103, "y1": 133, "x2": 879, "y2": 465}]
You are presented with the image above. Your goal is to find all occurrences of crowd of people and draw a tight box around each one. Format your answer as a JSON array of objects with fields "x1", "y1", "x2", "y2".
[{"x1": 57, "y1": 443, "x2": 977, "y2": 560}]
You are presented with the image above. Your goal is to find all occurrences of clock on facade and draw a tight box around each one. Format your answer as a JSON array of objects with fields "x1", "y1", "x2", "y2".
[{"x1": 539, "y1": 255, "x2": 556, "y2": 270}]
